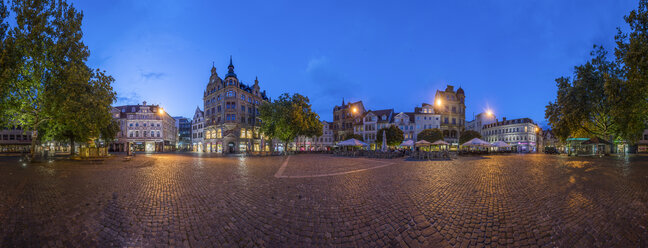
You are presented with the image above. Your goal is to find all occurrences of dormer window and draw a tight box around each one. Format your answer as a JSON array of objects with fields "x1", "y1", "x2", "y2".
[{"x1": 382, "y1": 115, "x2": 387, "y2": 120}]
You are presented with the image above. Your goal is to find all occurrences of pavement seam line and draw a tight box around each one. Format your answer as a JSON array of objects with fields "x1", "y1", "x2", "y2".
[
  {"x1": 274, "y1": 155, "x2": 291, "y2": 178},
  {"x1": 275, "y1": 157, "x2": 397, "y2": 179}
]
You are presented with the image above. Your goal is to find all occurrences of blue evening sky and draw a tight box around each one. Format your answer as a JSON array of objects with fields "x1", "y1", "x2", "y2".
[{"x1": 71, "y1": 0, "x2": 636, "y2": 126}]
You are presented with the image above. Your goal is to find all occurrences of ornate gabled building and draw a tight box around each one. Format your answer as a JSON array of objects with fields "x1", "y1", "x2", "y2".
[
  {"x1": 202, "y1": 57, "x2": 269, "y2": 154},
  {"x1": 332, "y1": 99, "x2": 365, "y2": 141},
  {"x1": 433, "y1": 85, "x2": 466, "y2": 144},
  {"x1": 353, "y1": 109, "x2": 394, "y2": 147},
  {"x1": 191, "y1": 107, "x2": 204, "y2": 152}
]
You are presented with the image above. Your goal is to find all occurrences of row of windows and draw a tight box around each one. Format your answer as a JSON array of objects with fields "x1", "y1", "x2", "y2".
[
  {"x1": 416, "y1": 116, "x2": 439, "y2": 121},
  {"x1": 484, "y1": 126, "x2": 531, "y2": 136},
  {"x1": 128, "y1": 131, "x2": 161, "y2": 138},
  {"x1": 400, "y1": 125, "x2": 415, "y2": 131},
  {"x1": 0, "y1": 134, "x2": 31, "y2": 141},
  {"x1": 487, "y1": 135, "x2": 535, "y2": 142},
  {"x1": 442, "y1": 118, "x2": 464, "y2": 126},
  {"x1": 128, "y1": 122, "x2": 161, "y2": 127},
  {"x1": 126, "y1": 114, "x2": 162, "y2": 120},
  {"x1": 417, "y1": 124, "x2": 439, "y2": 129},
  {"x1": 207, "y1": 91, "x2": 261, "y2": 105}
]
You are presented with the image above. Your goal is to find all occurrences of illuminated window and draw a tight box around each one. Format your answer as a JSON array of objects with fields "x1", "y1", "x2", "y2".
[
  {"x1": 217, "y1": 129, "x2": 222, "y2": 138},
  {"x1": 240, "y1": 128, "x2": 246, "y2": 138}
]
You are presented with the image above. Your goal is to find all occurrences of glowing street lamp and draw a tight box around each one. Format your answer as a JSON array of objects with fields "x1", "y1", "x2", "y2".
[
  {"x1": 486, "y1": 110, "x2": 493, "y2": 116},
  {"x1": 436, "y1": 99, "x2": 442, "y2": 106},
  {"x1": 352, "y1": 107, "x2": 357, "y2": 114},
  {"x1": 158, "y1": 108, "x2": 164, "y2": 115}
]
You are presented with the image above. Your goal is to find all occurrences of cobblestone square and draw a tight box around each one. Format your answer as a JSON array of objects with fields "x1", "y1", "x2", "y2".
[{"x1": 1, "y1": 154, "x2": 647, "y2": 247}]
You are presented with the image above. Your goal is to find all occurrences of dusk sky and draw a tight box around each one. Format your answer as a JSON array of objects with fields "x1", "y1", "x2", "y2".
[{"x1": 71, "y1": 0, "x2": 637, "y2": 126}]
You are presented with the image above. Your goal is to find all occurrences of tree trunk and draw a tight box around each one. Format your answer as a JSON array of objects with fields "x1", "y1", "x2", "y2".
[
  {"x1": 30, "y1": 120, "x2": 40, "y2": 161},
  {"x1": 30, "y1": 132, "x2": 37, "y2": 161},
  {"x1": 70, "y1": 136, "x2": 75, "y2": 156}
]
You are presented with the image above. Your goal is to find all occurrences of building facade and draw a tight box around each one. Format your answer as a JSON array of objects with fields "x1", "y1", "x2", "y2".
[
  {"x1": 433, "y1": 85, "x2": 466, "y2": 144},
  {"x1": 293, "y1": 121, "x2": 338, "y2": 151},
  {"x1": 466, "y1": 112, "x2": 496, "y2": 135},
  {"x1": 333, "y1": 100, "x2": 366, "y2": 141},
  {"x1": 110, "y1": 102, "x2": 177, "y2": 152},
  {"x1": 482, "y1": 117, "x2": 540, "y2": 152},
  {"x1": 202, "y1": 57, "x2": 270, "y2": 154},
  {"x1": 413, "y1": 103, "x2": 441, "y2": 141},
  {"x1": 394, "y1": 112, "x2": 416, "y2": 140},
  {"x1": 355, "y1": 109, "x2": 394, "y2": 146},
  {"x1": 0, "y1": 126, "x2": 32, "y2": 153},
  {"x1": 191, "y1": 107, "x2": 204, "y2": 152},
  {"x1": 174, "y1": 116, "x2": 192, "y2": 151}
]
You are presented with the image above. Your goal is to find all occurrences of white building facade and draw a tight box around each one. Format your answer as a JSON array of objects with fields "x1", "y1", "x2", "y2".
[
  {"x1": 482, "y1": 117, "x2": 540, "y2": 152},
  {"x1": 353, "y1": 109, "x2": 394, "y2": 147},
  {"x1": 192, "y1": 107, "x2": 205, "y2": 152},
  {"x1": 394, "y1": 112, "x2": 416, "y2": 140},
  {"x1": 466, "y1": 112, "x2": 497, "y2": 135},
  {"x1": 413, "y1": 103, "x2": 441, "y2": 141},
  {"x1": 110, "y1": 101, "x2": 177, "y2": 153},
  {"x1": 292, "y1": 121, "x2": 335, "y2": 151}
]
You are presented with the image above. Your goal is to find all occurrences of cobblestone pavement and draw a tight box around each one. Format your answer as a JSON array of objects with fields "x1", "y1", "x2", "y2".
[{"x1": 1, "y1": 153, "x2": 647, "y2": 247}]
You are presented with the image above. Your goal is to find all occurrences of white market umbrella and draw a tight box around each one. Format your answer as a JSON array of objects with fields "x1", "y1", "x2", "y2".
[
  {"x1": 400, "y1": 139, "x2": 414, "y2": 147},
  {"x1": 461, "y1": 138, "x2": 492, "y2": 147},
  {"x1": 431, "y1": 140, "x2": 450, "y2": 145},
  {"x1": 415, "y1": 140, "x2": 433, "y2": 147},
  {"x1": 337, "y1": 138, "x2": 369, "y2": 147}
]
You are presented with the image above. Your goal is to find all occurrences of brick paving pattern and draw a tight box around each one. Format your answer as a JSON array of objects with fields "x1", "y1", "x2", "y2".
[{"x1": 0, "y1": 153, "x2": 647, "y2": 247}]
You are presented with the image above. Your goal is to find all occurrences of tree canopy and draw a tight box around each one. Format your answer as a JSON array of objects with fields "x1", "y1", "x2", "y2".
[
  {"x1": 0, "y1": 0, "x2": 116, "y2": 157},
  {"x1": 342, "y1": 133, "x2": 364, "y2": 142},
  {"x1": 417, "y1": 128, "x2": 443, "y2": 142},
  {"x1": 545, "y1": 47, "x2": 620, "y2": 142},
  {"x1": 377, "y1": 125, "x2": 404, "y2": 147},
  {"x1": 610, "y1": 0, "x2": 648, "y2": 143},
  {"x1": 545, "y1": 1, "x2": 648, "y2": 145},
  {"x1": 259, "y1": 93, "x2": 322, "y2": 151},
  {"x1": 459, "y1": 130, "x2": 482, "y2": 144}
]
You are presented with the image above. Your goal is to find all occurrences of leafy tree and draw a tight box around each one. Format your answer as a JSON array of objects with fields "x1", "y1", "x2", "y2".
[
  {"x1": 259, "y1": 93, "x2": 322, "y2": 153},
  {"x1": 376, "y1": 125, "x2": 404, "y2": 147},
  {"x1": 342, "y1": 133, "x2": 363, "y2": 141},
  {"x1": 545, "y1": 46, "x2": 620, "y2": 142},
  {"x1": 0, "y1": 1, "x2": 10, "y2": 127},
  {"x1": 1, "y1": 0, "x2": 58, "y2": 158},
  {"x1": 459, "y1": 130, "x2": 482, "y2": 144},
  {"x1": 1, "y1": 0, "x2": 116, "y2": 158},
  {"x1": 611, "y1": 0, "x2": 648, "y2": 143},
  {"x1": 99, "y1": 119, "x2": 121, "y2": 144},
  {"x1": 417, "y1": 128, "x2": 443, "y2": 142}
]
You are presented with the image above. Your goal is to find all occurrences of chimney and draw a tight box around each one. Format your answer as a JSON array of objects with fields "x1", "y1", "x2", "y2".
[
  {"x1": 143, "y1": 101, "x2": 147, "y2": 106},
  {"x1": 502, "y1": 117, "x2": 506, "y2": 122}
]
